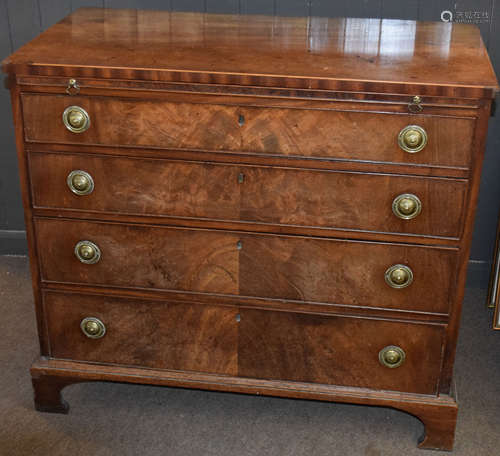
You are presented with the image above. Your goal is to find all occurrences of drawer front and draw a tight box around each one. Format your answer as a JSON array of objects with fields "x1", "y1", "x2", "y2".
[
  {"x1": 30, "y1": 152, "x2": 467, "y2": 238},
  {"x1": 44, "y1": 291, "x2": 238, "y2": 375},
  {"x1": 22, "y1": 94, "x2": 474, "y2": 168},
  {"x1": 35, "y1": 219, "x2": 457, "y2": 313},
  {"x1": 239, "y1": 309, "x2": 445, "y2": 394},
  {"x1": 44, "y1": 291, "x2": 444, "y2": 395}
]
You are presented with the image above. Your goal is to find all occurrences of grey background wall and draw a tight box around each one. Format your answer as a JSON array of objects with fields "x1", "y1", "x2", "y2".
[{"x1": 1, "y1": 0, "x2": 499, "y2": 286}]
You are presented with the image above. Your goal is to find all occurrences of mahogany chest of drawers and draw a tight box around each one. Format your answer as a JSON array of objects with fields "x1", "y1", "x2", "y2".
[{"x1": 2, "y1": 8, "x2": 498, "y2": 451}]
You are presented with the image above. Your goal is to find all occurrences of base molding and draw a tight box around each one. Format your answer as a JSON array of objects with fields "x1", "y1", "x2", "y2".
[{"x1": 31, "y1": 358, "x2": 458, "y2": 450}]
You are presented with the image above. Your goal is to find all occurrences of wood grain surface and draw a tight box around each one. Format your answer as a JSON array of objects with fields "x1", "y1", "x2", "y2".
[
  {"x1": 34, "y1": 218, "x2": 457, "y2": 314},
  {"x1": 36, "y1": 218, "x2": 240, "y2": 295},
  {"x1": 29, "y1": 152, "x2": 467, "y2": 238},
  {"x1": 30, "y1": 153, "x2": 241, "y2": 220},
  {"x1": 239, "y1": 164, "x2": 466, "y2": 238},
  {"x1": 3, "y1": 9, "x2": 498, "y2": 97},
  {"x1": 43, "y1": 290, "x2": 445, "y2": 395},
  {"x1": 30, "y1": 153, "x2": 240, "y2": 221},
  {"x1": 3, "y1": 6, "x2": 496, "y2": 450},
  {"x1": 30, "y1": 356, "x2": 458, "y2": 449},
  {"x1": 238, "y1": 308, "x2": 445, "y2": 394},
  {"x1": 22, "y1": 94, "x2": 476, "y2": 170},
  {"x1": 44, "y1": 291, "x2": 238, "y2": 375},
  {"x1": 237, "y1": 232, "x2": 456, "y2": 313}
]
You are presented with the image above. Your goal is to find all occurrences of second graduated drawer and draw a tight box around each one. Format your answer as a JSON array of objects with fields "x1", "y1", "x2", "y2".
[
  {"x1": 29, "y1": 152, "x2": 467, "y2": 239},
  {"x1": 35, "y1": 218, "x2": 457, "y2": 314}
]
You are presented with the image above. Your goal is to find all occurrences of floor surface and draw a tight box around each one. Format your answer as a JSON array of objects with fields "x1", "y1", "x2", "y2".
[{"x1": 1, "y1": 255, "x2": 499, "y2": 455}]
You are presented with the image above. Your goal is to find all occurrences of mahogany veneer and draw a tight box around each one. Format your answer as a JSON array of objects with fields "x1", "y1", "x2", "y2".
[
  {"x1": 30, "y1": 152, "x2": 468, "y2": 238},
  {"x1": 44, "y1": 291, "x2": 445, "y2": 394},
  {"x1": 22, "y1": 93, "x2": 476, "y2": 169},
  {"x1": 2, "y1": 8, "x2": 498, "y2": 451},
  {"x1": 34, "y1": 218, "x2": 458, "y2": 313}
]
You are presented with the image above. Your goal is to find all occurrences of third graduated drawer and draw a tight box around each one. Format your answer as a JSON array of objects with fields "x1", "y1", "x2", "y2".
[
  {"x1": 35, "y1": 218, "x2": 458, "y2": 315},
  {"x1": 29, "y1": 152, "x2": 467, "y2": 239}
]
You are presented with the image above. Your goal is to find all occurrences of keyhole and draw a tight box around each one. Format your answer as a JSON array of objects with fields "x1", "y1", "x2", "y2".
[
  {"x1": 237, "y1": 241, "x2": 242, "y2": 250},
  {"x1": 238, "y1": 173, "x2": 245, "y2": 184},
  {"x1": 238, "y1": 114, "x2": 245, "y2": 126},
  {"x1": 236, "y1": 314, "x2": 241, "y2": 322}
]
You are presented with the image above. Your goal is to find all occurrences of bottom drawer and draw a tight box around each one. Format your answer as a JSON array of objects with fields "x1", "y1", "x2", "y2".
[{"x1": 44, "y1": 291, "x2": 445, "y2": 395}]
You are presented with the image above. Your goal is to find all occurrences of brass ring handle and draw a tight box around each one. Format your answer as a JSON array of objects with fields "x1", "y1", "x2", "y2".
[
  {"x1": 392, "y1": 193, "x2": 421, "y2": 220},
  {"x1": 74, "y1": 240, "x2": 101, "y2": 264},
  {"x1": 67, "y1": 170, "x2": 94, "y2": 196},
  {"x1": 379, "y1": 345, "x2": 406, "y2": 368},
  {"x1": 398, "y1": 125, "x2": 427, "y2": 153},
  {"x1": 80, "y1": 317, "x2": 106, "y2": 339},
  {"x1": 385, "y1": 264, "x2": 413, "y2": 289},
  {"x1": 62, "y1": 105, "x2": 90, "y2": 133}
]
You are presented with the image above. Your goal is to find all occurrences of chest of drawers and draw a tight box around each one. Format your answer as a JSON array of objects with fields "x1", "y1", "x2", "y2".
[{"x1": 2, "y1": 8, "x2": 498, "y2": 451}]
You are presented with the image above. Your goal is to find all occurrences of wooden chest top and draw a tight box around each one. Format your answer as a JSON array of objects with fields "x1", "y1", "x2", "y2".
[{"x1": 2, "y1": 8, "x2": 498, "y2": 98}]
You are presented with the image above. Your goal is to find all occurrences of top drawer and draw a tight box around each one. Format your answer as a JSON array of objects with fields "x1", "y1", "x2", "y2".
[{"x1": 21, "y1": 94, "x2": 475, "y2": 169}]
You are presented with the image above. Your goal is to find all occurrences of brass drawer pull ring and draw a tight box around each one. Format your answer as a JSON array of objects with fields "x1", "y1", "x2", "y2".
[
  {"x1": 379, "y1": 345, "x2": 406, "y2": 368},
  {"x1": 63, "y1": 105, "x2": 90, "y2": 133},
  {"x1": 385, "y1": 264, "x2": 413, "y2": 289},
  {"x1": 74, "y1": 240, "x2": 101, "y2": 264},
  {"x1": 67, "y1": 170, "x2": 94, "y2": 195},
  {"x1": 398, "y1": 125, "x2": 427, "y2": 153},
  {"x1": 392, "y1": 193, "x2": 421, "y2": 220},
  {"x1": 80, "y1": 317, "x2": 106, "y2": 339}
]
